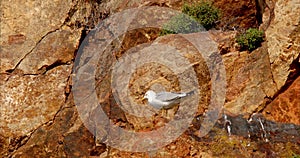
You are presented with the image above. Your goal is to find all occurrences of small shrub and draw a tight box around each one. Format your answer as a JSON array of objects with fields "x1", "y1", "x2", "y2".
[
  {"x1": 160, "y1": 13, "x2": 205, "y2": 36},
  {"x1": 236, "y1": 28, "x2": 264, "y2": 51},
  {"x1": 182, "y1": 1, "x2": 221, "y2": 30}
]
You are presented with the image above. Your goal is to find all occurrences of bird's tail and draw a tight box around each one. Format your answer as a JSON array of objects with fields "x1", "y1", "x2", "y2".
[{"x1": 186, "y1": 89, "x2": 196, "y2": 96}]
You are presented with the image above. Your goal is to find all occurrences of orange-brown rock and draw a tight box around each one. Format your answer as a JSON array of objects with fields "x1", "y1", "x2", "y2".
[
  {"x1": 0, "y1": 65, "x2": 71, "y2": 137},
  {"x1": 263, "y1": 76, "x2": 300, "y2": 125},
  {"x1": 265, "y1": 0, "x2": 300, "y2": 90},
  {"x1": 18, "y1": 29, "x2": 80, "y2": 74},
  {"x1": 223, "y1": 43, "x2": 277, "y2": 116},
  {"x1": 0, "y1": 0, "x2": 74, "y2": 73},
  {"x1": 1, "y1": 0, "x2": 300, "y2": 157}
]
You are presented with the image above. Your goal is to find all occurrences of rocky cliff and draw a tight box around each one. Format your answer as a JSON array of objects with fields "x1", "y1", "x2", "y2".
[{"x1": 0, "y1": 0, "x2": 299, "y2": 157}]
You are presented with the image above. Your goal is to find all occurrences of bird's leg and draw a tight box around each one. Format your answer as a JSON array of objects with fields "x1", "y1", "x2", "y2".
[
  {"x1": 162, "y1": 109, "x2": 167, "y2": 118},
  {"x1": 161, "y1": 109, "x2": 170, "y2": 119},
  {"x1": 162, "y1": 106, "x2": 178, "y2": 120},
  {"x1": 166, "y1": 109, "x2": 174, "y2": 120},
  {"x1": 165, "y1": 109, "x2": 169, "y2": 119}
]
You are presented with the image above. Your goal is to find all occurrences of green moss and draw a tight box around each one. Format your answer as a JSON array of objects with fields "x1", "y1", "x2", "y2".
[
  {"x1": 236, "y1": 28, "x2": 264, "y2": 51},
  {"x1": 209, "y1": 131, "x2": 252, "y2": 157}
]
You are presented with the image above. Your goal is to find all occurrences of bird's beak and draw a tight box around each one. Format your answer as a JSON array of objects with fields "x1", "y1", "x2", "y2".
[{"x1": 142, "y1": 96, "x2": 147, "y2": 100}]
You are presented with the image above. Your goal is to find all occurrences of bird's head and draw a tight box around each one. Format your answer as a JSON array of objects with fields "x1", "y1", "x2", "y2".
[{"x1": 143, "y1": 90, "x2": 156, "y2": 100}]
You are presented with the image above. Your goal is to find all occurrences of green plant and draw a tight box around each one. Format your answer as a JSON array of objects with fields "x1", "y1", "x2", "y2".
[
  {"x1": 160, "y1": 13, "x2": 205, "y2": 36},
  {"x1": 236, "y1": 28, "x2": 264, "y2": 51},
  {"x1": 291, "y1": 153, "x2": 300, "y2": 158},
  {"x1": 182, "y1": 1, "x2": 221, "y2": 29}
]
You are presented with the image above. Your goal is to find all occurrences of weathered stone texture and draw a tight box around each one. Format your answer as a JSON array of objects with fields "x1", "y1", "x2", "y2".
[
  {"x1": 0, "y1": 0, "x2": 73, "y2": 72},
  {"x1": 1, "y1": 0, "x2": 299, "y2": 157},
  {"x1": 223, "y1": 44, "x2": 277, "y2": 116},
  {"x1": 0, "y1": 65, "x2": 71, "y2": 137},
  {"x1": 265, "y1": 0, "x2": 300, "y2": 90},
  {"x1": 263, "y1": 76, "x2": 300, "y2": 125},
  {"x1": 18, "y1": 29, "x2": 80, "y2": 74},
  {"x1": 10, "y1": 95, "x2": 106, "y2": 158}
]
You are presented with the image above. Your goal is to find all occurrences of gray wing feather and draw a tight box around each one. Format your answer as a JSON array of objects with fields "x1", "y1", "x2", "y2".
[{"x1": 155, "y1": 92, "x2": 184, "y2": 102}]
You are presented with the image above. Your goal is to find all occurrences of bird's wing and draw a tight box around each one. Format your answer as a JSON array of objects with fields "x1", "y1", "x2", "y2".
[{"x1": 155, "y1": 92, "x2": 184, "y2": 102}]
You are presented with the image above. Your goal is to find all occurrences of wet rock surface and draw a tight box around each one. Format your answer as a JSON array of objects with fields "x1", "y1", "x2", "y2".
[{"x1": 0, "y1": 0, "x2": 299, "y2": 157}]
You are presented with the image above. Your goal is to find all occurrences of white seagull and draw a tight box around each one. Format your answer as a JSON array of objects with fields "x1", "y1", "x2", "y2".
[{"x1": 143, "y1": 90, "x2": 195, "y2": 110}]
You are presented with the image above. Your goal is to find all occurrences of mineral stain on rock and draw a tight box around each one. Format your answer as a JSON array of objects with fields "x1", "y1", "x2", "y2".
[{"x1": 8, "y1": 34, "x2": 26, "y2": 45}]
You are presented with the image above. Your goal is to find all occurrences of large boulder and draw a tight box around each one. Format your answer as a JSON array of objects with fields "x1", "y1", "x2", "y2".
[
  {"x1": 223, "y1": 44, "x2": 277, "y2": 116},
  {"x1": 0, "y1": 0, "x2": 74, "y2": 73},
  {"x1": 265, "y1": 0, "x2": 300, "y2": 90},
  {"x1": 263, "y1": 76, "x2": 300, "y2": 125}
]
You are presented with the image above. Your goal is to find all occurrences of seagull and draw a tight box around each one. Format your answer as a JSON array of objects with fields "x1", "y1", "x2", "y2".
[{"x1": 143, "y1": 90, "x2": 196, "y2": 110}]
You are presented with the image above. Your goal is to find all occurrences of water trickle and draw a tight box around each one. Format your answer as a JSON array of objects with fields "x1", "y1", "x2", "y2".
[
  {"x1": 258, "y1": 118, "x2": 269, "y2": 142},
  {"x1": 224, "y1": 114, "x2": 232, "y2": 136}
]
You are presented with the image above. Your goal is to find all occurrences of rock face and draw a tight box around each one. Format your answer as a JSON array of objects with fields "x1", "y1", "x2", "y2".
[
  {"x1": 222, "y1": 0, "x2": 300, "y2": 116},
  {"x1": 18, "y1": 29, "x2": 80, "y2": 74},
  {"x1": 213, "y1": 0, "x2": 258, "y2": 29},
  {"x1": 263, "y1": 76, "x2": 300, "y2": 125},
  {"x1": 223, "y1": 44, "x2": 277, "y2": 116},
  {"x1": 0, "y1": 0, "x2": 102, "y2": 156},
  {"x1": 265, "y1": 0, "x2": 300, "y2": 90},
  {"x1": 1, "y1": 0, "x2": 300, "y2": 157},
  {"x1": 0, "y1": 0, "x2": 74, "y2": 73},
  {"x1": 9, "y1": 95, "x2": 106, "y2": 158},
  {"x1": 0, "y1": 65, "x2": 71, "y2": 137},
  {"x1": 114, "y1": 33, "x2": 212, "y2": 131}
]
